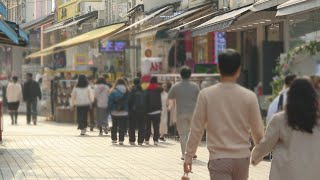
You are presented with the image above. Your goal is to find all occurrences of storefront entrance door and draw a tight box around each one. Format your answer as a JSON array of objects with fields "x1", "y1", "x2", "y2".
[{"x1": 241, "y1": 29, "x2": 258, "y2": 90}]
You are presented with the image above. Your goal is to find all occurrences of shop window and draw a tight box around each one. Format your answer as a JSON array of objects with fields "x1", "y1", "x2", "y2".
[
  {"x1": 289, "y1": 10, "x2": 320, "y2": 50},
  {"x1": 265, "y1": 22, "x2": 283, "y2": 42}
]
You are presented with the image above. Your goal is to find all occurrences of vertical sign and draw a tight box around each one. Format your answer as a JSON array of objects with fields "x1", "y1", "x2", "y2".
[{"x1": 215, "y1": 32, "x2": 226, "y2": 63}]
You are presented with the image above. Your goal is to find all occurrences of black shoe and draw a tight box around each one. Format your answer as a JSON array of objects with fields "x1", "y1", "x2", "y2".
[
  {"x1": 193, "y1": 155, "x2": 197, "y2": 159},
  {"x1": 90, "y1": 127, "x2": 94, "y2": 131},
  {"x1": 159, "y1": 137, "x2": 166, "y2": 142},
  {"x1": 181, "y1": 157, "x2": 185, "y2": 160}
]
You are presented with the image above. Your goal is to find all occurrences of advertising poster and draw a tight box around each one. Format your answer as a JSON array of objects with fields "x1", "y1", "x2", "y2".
[
  {"x1": 141, "y1": 57, "x2": 162, "y2": 75},
  {"x1": 53, "y1": 51, "x2": 66, "y2": 70},
  {"x1": 74, "y1": 54, "x2": 88, "y2": 66}
]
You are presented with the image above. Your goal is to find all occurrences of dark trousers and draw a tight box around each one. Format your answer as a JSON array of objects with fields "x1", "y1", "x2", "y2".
[
  {"x1": 77, "y1": 106, "x2": 89, "y2": 130},
  {"x1": 111, "y1": 115, "x2": 127, "y2": 142},
  {"x1": 129, "y1": 111, "x2": 146, "y2": 143},
  {"x1": 145, "y1": 114, "x2": 161, "y2": 142},
  {"x1": 88, "y1": 106, "x2": 95, "y2": 128},
  {"x1": 26, "y1": 98, "x2": 38, "y2": 123}
]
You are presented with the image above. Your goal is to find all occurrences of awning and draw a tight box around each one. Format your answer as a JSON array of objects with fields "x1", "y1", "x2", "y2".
[
  {"x1": 252, "y1": 0, "x2": 288, "y2": 11},
  {"x1": 0, "y1": 1, "x2": 6, "y2": 18},
  {"x1": 26, "y1": 23, "x2": 125, "y2": 59},
  {"x1": 141, "y1": 5, "x2": 210, "y2": 33},
  {"x1": 123, "y1": 4, "x2": 144, "y2": 18},
  {"x1": 19, "y1": 28, "x2": 29, "y2": 42},
  {"x1": 43, "y1": 21, "x2": 65, "y2": 33},
  {"x1": 114, "y1": 5, "x2": 173, "y2": 36},
  {"x1": 192, "y1": 5, "x2": 253, "y2": 36},
  {"x1": 0, "y1": 19, "x2": 19, "y2": 44},
  {"x1": 276, "y1": 0, "x2": 320, "y2": 16},
  {"x1": 20, "y1": 13, "x2": 54, "y2": 31},
  {"x1": 171, "y1": 12, "x2": 216, "y2": 31},
  {"x1": 43, "y1": 11, "x2": 98, "y2": 33}
]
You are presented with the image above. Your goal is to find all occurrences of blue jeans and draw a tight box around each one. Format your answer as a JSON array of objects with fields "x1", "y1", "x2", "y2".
[{"x1": 26, "y1": 98, "x2": 38, "y2": 123}]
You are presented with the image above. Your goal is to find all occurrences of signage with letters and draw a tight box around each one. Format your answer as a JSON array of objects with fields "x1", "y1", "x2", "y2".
[{"x1": 141, "y1": 57, "x2": 162, "y2": 75}]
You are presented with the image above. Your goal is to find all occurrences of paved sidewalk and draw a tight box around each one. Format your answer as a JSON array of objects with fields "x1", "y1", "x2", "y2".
[{"x1": 0, "y1": 115, "x2": 270, "y2": 180}]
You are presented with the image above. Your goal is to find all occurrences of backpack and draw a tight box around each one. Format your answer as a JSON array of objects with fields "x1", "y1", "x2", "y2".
[
  {"x1": 114, "y1": 91, "x2": 127, "y2": 111},
  {"x1": 132, "y1": 90, "x2": 146, "y2": 112}
]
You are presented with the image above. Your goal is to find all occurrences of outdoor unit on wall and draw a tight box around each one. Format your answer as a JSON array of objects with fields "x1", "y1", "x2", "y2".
[{"x1": 96, "y1": 10, "x2": 105, "y2": 27}]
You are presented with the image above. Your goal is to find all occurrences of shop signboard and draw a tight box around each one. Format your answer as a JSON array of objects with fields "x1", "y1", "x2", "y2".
[
  {"x1": 214, "y1": 32, "x2": 226, "y2": 63},
  {"x1": 141, "y1": 57, "x2": 162, "y2": 75},
  {"x1": 74, "y1": 54, "x2": 88, "y2": 65}
]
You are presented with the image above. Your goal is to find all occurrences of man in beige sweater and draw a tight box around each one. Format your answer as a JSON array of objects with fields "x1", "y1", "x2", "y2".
[{"x1": 184, "y1": 49, "x2": 264, "y2": 180}]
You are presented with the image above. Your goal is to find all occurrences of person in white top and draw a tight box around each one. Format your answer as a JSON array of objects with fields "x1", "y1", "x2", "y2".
[
  {"x1": 6, "y1": 76, "x2": 22, "y2": 125},
  {"x1": 94, "y1": 77, "x2": 110, "y2": 136},
  {"x1": 266, "y1": 74, "x2": 296, "y2": 125},
  {"x1": 71, "y1": 75, "x2": 94, "y2": 135},
  {"x1": 159, "y1": 83, "x2": 169, "y2": 142}
]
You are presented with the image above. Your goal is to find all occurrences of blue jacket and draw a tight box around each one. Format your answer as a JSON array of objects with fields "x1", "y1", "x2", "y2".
[{"x1": 108, "y1": 87, "x2": 129, "y2": 112}]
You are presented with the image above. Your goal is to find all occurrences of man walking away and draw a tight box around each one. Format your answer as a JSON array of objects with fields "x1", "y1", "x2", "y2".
[
  {"x1": 168, "y1": 66, "x2": 200, "y2": 160},
  {"x1": 23, "y1": 73, "x2": 42, "y2": 125},
  {"x1": 128, "y1": 78, "x2": 146, "y2": 145},
  {"x1": 145, "y1": 77, "x2": 162, "y2": 146},
  {"x1": 183, "y1": 49, "x2": 264, "y2": 180},
  {"x1": 266, "y1": 74, "x2": 296, "y2": 125},
  {"x1": 6, "y1": 76, "x2": 22, "y2": 125}
]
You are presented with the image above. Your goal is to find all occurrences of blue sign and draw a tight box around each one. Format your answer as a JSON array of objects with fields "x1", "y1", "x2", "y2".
[{"x1": 0, "y1": 1, "x2": 6, "y2": 18}]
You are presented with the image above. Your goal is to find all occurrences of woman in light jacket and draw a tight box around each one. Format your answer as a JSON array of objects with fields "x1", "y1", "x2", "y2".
[
  {"x1": 94, "y1": 77, "x2": 110, "y2": 135},
  {"x1": 6, "y1": 76, "x2": 22, "y2": 125},
  {"x1": 108, "y1": 78, "x2": 129, "y2": 145},
  {"x1": 251, "y1": 78, "x2": 320, "y2": 180},
  {"x1": 71, "y1": 75, "x2": 94, "y2": 135}
]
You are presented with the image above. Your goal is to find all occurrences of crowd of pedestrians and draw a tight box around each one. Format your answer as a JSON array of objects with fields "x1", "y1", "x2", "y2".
[{"x1": 5, "y1": 48, "x2": 320, "y2": 180}]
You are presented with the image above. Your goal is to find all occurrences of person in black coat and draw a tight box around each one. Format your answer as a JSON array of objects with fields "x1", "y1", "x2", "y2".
[
  {"x1": 23, "y1": 73, "x2": 42, "y2": 125},
  {"x1": 145, "y1": 77, "x2": 163, "y2": 146}
]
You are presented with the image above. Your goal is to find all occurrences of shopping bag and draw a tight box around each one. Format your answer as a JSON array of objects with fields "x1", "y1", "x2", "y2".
[{"x1": 181, "y1": 173, "x2": 190, "y2": 180}]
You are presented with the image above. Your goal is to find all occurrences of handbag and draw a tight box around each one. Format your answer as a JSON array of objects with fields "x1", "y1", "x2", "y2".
[{"x1": 181, "y1": 173, "x2": 190, "y2": 180}]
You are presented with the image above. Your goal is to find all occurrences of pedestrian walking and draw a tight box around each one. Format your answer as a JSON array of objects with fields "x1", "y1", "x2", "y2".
[
  {"x1": 108, "y1": 78, "x2": 129, "y2": 145},
  {"x1": 251, "y1": 78, "x2": 320, "y2": 180},
  {"x1": 168, "y1": 66, "x2": 200, "y2": 159},
  {"x1": 23, "y1": 73, "x2": 42, "y2": 125},
  {"x1": 145, "y1": 77, "x2": 162, "y2": 146},
  {"x1": 6, "y1": 76, "x2": 22, "y2": 125},
  {"x1": 71, "y1": 75, "x2": 94, "y2": 135},
  {"x1": 159, "y1": 83, "x2": 169, "y2": 142},
  {"x1": 128, "y1": 78, "x2": 146, "y2": 145},
  {"x1": 183, "y1": 49, "x2": 264, "y2": 180},
  {"x1": 266, "y1": 74, "x2": 296, "y2": 124},
  {"x1": 94, "y1": 77, "x2": 110, "y2": 136}
]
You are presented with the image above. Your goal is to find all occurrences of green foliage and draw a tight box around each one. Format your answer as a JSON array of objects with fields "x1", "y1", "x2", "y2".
[{"x1": 270, "y1": 41, "x2": 320, "y2": 100}]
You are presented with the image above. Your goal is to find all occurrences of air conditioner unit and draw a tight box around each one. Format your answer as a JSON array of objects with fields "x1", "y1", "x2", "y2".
[
  {"x1": 96, "y1": 19, "x2": 104, "y2": 27},
  {"x1": 98, "y1": 10, "x2": 105, "y2": 20}
]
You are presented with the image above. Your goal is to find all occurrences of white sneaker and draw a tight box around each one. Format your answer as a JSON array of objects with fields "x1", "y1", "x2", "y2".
[
  {"x1": 145, "y1": 141, "x2": 150, "y2": 145},
  {"x1": 119, "y1": 141, "x2": 124, "y2": 145},
  {"x1": 112, "y1": 140, "x2": 117, "y2": 144},
  {"x1": 154, "y1": 141, "x2": 158, "y2": 146},
  {"x1": 80, "y1": 129, "x2": 85, "y2": 135}
]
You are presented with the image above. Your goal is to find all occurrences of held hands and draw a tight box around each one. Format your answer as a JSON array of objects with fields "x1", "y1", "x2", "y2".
[{"x1": 183, "y1": 163, "x2": 192, "y2": 174}]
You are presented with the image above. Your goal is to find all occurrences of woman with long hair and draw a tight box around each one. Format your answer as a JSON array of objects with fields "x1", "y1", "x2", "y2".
[
  {"x1": 95, "y1": 77, "x2": 110, "y2": 135},
  {"x1": 251, "y1": 78, "x2": 320, "y2": 180},
  {"x1": 6, "y1": 76, "x2": 22, "y2": 125},
  {"x1": 108, "y1": 78, "x2": 129, "y2": 145},
  {"x1": 71, "y1": 75, "x2": 94, "y2": 135}
]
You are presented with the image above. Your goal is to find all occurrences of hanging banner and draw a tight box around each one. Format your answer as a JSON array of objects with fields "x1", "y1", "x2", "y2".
[{"x1": 141, "y1": 57, "x2": 162, "y2": 75}]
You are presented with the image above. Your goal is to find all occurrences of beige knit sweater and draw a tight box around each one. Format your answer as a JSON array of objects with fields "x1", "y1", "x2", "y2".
[
  {"x1": 185, "y1": 83, "x2": 264, "y2": 163},
  {"x1": 252, "y1": 112, "x2": 320, "y2": 180}
]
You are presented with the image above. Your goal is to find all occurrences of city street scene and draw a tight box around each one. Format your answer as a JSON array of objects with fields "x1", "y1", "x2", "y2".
[{"x1": 0, "y1": 0, "x2": 320, "y2": 179}]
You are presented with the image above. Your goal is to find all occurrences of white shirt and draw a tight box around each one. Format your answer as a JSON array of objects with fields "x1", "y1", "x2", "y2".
[
  {"x1": 266, "y1": 88, "x2": 289, "y2": 125},
  {"x1": 71, "y1": 87, "x2": 94, "y2": 106},
  {"x1": 6, "y1": 82, "x2": 22, "y2": 103}
]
